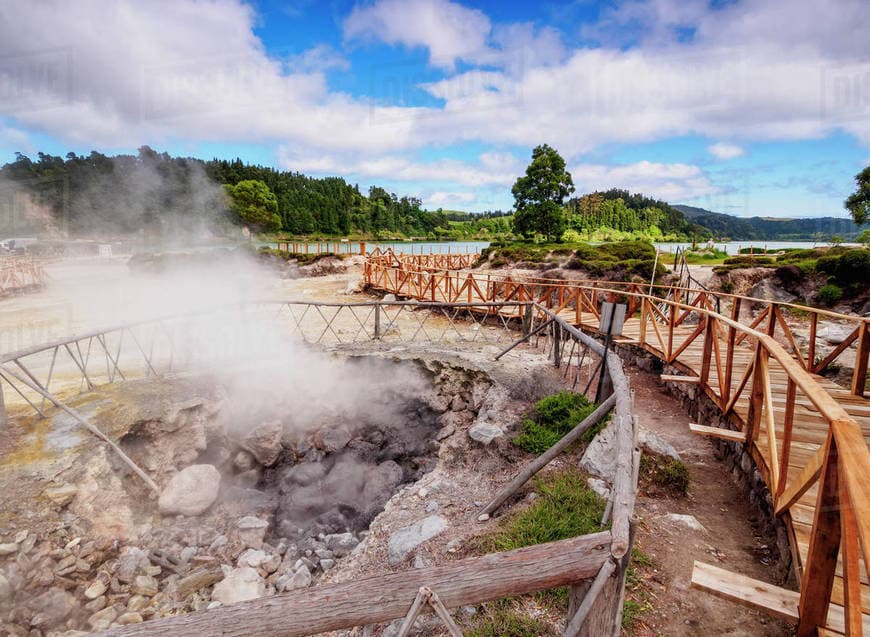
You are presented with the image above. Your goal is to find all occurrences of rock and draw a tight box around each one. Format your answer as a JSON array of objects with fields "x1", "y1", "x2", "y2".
[
  {"x1": 468, "y1": 422, "x2": 503, "y2": 445},
  {"x1": 116, "y1": 547, "x2": 150, "y2": 583},
  {"x1": 176, "y1": 566, "x2": 224, "y2": 599},
  {"x1": 0, "y1": 543, "x2": 19, "y2": 555},
  {"x1": 237, "y1": 549, "x2": 267, "y2": 569},
  {"x1": 382, "y1": 294, "x2": 397, "y2": 302},
  {"x1": 425, "y1": 501, "x2": 439, "y2": 513},
  {"x1": 285, "y1": 564, "x2": 311, "y2": 590},
  {"x1": 0, "y1": 573, "x2": 11, "y2": 601},
  {"x1": 580, "y1": 420, "x2": 618, "y2": 481},
  {"x1": 261, "y1": 553, "x2": 281, "y2": 574},
  {"x1": 131, "y1": 574, "x2": 159, "y2": 597},
  {"x1": 322, "y1": 533, "x2": 357, "y2": 557},
  {"x1": 158, "y1": 464, "x2": 221, "y2": 516},
  {"x1": 237, "y1": 516, "x2": 269, "y2": 550},
  {"x1": 663, "y1": 513, "x2": 707, "y2": 532},
  {"x1": 209, "y1": 535, "x2": 228, "y2": 552},
  {"x1": 320, "y1": 558, "x2": 335, "y2": 571},
  {"x1": 28, "y1": 588, "x2": 77, "y2": 629},
  {"x1": 233, "y1": 450, "x2": 256, "y2": 472},
  {"x1": 117, "y1": 612, "x2": 144, "y2": 625},
  {"x1": 637, "y1": 428, "x2": 681, "y2": 462},
  {"x1": 211, "y1": 567, "x2": 266, "y2": 604},
  {"x1": 319, "y1": 427, "x2": 352, "y2": 453},
  {"x1": 586, "y1": 477, "x2": 611, "y2": 500},
  {"x1": 818, "y1": 323, "x2": 854, "y2": 345},
  {"x1": 84, "y1": 573, "x2": 109, "y2": 600},
  {"x1": 314, "y1": 548, "x2": 334, "y2": 560},
  {"x1": 748, "y1": 278, "x2": 796, "y2": 303},
  {"x1": 43, "y1": 484, "x2": 78, "y2": 507},
  {"x1": 87, "y1": 606, "x2": 118, "y2": 631},
  {"x1": 127, "y1": 595, "x2": 150, "y2": 611},
  {"x1": 243, "y1": 421, "x2": 284, "y2": 466},
  {"x1": 387, "y1": 515, "x2": 448, "y2": 565}
]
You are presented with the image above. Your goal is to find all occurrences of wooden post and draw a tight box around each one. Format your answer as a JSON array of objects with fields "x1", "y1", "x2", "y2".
[
  {"x1": 723, "y1": 298, "x2": 741, "y2": 407},
  {"x1": 796, "y1": 432, "x2": 840, "y2": 637},
  {"x1": 699, "y1": 316, "x2": 713, "y2": 392},
  {"x1": 374, "y1": 304, "x2": 381, "y2": 339},
  {"x1": 745, "y1": 344, "x2": 767, "y2": 443},
  {"x1": 554, "y1": 323, "x2": 562, "y2": 368},
  {"x1": 850, "y1": 322, "x2": 869, "y2": 396},
  {"x1": 808, "y1": 312, "x2": 818, "y2": 369}
]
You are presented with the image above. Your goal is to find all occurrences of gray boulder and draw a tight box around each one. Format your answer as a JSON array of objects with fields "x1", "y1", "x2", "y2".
[
  {"x1": 211, "y1": 566, "x2": 267, "y2": 604},
  {"x1": 243, "y1": 421, "x2": 283, "y2": 466},
  {"x1": 637, "y1": 428, "x2": 681, "y2": 462},
  {"x1": 158, "y1": 464, "x2": 221, "y2": 516},
  {"x1": 387, "y1": 515, "x2": 447, "y2": 565},
  {"x1": 468, "y1": 422, "x2": 503, "y2": 445}
]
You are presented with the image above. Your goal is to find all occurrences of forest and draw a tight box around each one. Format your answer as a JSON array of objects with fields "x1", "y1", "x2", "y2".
[
  {"x1": 563, "y1": 189, "x2": 697, "y2": 240},
  {"x1": 0, "y1": 147, "x2": 449, "y2": 238}
]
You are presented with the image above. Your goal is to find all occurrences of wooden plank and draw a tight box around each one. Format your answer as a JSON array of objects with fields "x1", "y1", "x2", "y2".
[
  {"x1": 689, "y1": 423, "x2": 747, "y2": 443},
  {"x1": 660, "y1": 374, "x2": 699, "y2": 383},
  {"x1": 101, "y1": 532, "x2": 612, "y2": 637},
  {"x1": 690, "y1": 560, "x2": 798, "y2": 622}
]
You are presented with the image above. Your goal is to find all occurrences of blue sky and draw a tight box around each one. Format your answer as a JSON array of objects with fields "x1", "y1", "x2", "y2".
[{"x1": 1, "y1": 0, "x2": 868, "y2": 216}]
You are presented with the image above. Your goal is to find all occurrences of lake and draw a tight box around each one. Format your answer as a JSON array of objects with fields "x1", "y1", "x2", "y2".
[{"x1": 653, "y1": 240, "x2": 859, "y2": 256}]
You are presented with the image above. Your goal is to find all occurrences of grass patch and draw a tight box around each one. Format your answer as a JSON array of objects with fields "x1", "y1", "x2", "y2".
[
  {"x1": 484, "y1": 466, "x2": 606, "y2": 552},
  {"x1": 513, "y1": 391, "x2": 603, "y2": 455},
  {"x1": 639, "y1": 453, "x2": 690, "y2": 497},
  {"x1": 622, "y1": 547, "x2": 657, "y2": 636},
  {"x1": 464, "y1": 601, "x2": 558, "y2": 637},
  {"x1": 258, "y1": 247, "x2": 344, "y2": 265}
]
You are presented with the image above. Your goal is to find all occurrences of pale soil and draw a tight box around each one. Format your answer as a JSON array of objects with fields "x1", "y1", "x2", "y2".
[{"x1": 625, "y1": 364, "x2": 792, "y2": 636}]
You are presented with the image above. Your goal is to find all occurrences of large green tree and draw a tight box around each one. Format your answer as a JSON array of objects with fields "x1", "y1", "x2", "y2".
[
  {"x1": 511, "y1": 144, "x2": 574, "y2": 240},
  {"x1": 846, "y1": 166, "x2": 870, "y2": 225},
  {"x1": 225, "y1": 179, "x2": 281, "y2": 233}
]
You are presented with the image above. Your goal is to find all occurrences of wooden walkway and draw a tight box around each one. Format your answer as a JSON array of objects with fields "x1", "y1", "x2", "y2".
[{"x1": 363, "y1": 254, "x2": 870, "y2": 636}]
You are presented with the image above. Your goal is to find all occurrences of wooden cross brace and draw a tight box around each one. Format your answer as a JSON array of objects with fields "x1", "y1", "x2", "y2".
[{"x1": 396, "y1": 586, "x2": 464, "y2": 637}]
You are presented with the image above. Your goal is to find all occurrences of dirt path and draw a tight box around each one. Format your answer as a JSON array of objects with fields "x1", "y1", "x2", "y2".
[{"x1": 625, "y1": 364, "x2": 792, "y2": 636}]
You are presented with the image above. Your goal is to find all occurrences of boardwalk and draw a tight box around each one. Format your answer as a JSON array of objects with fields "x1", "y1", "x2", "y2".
[{"x1": 364, "y1": 254, "x2": 870, "y2": 636}]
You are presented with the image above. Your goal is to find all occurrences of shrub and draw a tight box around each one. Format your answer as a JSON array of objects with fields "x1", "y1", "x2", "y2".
[
  {"x1": 639, "y1": 454, "x2": 690, "y2": 496},
  {"x1": 816, "y1": 284, "x2": 843, "y2": 306},
  {"x1": 723, "y1": 255, "x2": 774, "y2": 266},
  {"x1": 513, "y1": 392, "x2": 600, "y2": 454}
]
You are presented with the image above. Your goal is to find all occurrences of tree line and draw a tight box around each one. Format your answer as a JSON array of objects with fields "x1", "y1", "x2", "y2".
[{"x1": 0, "y1": 147, "x2": 450, "y2": 238}]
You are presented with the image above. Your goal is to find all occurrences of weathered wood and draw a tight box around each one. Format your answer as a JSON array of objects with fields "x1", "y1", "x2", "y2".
[
  {"x1": 839, "y1": 473, "x2": 862, "y2": 636},
  {"x1": 609, "y1": 408, "x2": 634, "y2": 560},
  {"x1": 797, "y1": 433, "x2": 840, "y2": 637},
  {"x1": 564, "y1": 559, "x2": 616, "y2": 637},
  {"x1": 775, "y1": 444, "x2": 825, "y2": 516},
  {"x1": 691, "y1": 560, "x2": 799, "y2": 622},
  {"x1": 99, "y1": 532, "x2": 612, "y2": 637},
  {"x1": 660, "y1": 374, "x2": 699, "y2": 383},
  {"x1": 688, "y1": 423, "x2": 746, "y2": 443},
  {"x1": 852, "y1": 323, "x2": 870, "y2": 397},
  {"x1": 480, "y1": 394, "x2": 616, "y2": 516}
]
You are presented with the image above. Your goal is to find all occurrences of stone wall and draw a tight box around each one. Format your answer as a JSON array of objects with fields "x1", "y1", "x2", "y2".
[{"x1": 612, "y1": 342, "x2": 796, "y2": 586}]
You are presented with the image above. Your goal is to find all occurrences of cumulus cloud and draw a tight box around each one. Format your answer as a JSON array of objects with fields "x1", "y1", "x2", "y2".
[
  {"x1": 286, "y1": 44, "x2": 350, "y2": 73},
  {"x1": 708, "y1": 142, "x2": 744, "y2": 160},
  {"x1": 423, "y1": 190, "x2": 476, "y2": 206},
  {"x1": 570, "y1": 160, "x2": 720, "y2": 201}
]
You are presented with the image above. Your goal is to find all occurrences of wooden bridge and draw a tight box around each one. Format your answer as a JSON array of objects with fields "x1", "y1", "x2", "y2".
[
  {"x1": 0, "y1": 257, "x2": 45, "y2": 296},
  {"x1": 365, "y1": 252, "x2": 870, "y2": 636}
]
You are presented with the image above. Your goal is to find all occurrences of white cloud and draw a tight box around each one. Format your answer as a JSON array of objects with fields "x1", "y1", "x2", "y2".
[
  {"x1": 286, "y1": 44, "x2": 349, "y2": 73},
  {"x1": 424, "y1": 190, "x2": 476, "y2": 206},
  {"x1": 570, "y1": 160, "x2": 720, "y2": 201},
  {"x1": 0, "y1": 126, "x2": 32, "y2": 154},
  {"x1": 343, "y1": 0, "x2": 491, "y2": 69},
  {"x1": 708, "y1": 142, "x2": 744, "y2": 160}
]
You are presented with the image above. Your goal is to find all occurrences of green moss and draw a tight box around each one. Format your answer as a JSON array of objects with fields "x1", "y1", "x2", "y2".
[
  {"x1": 513, "y1": 392, "x2": 601, "y2": 455},
  {"x1": 639, "y1": 454, "x2": 690, "y2": 497}
]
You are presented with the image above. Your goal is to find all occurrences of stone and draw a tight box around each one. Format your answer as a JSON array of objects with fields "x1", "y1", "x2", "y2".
[
  {"x1": 468, "y1": 422, "x2": 503, "y2": 445},
  {"x1": 237, "y1": 516, "x2": 269, "y2": 550},
  {"x1": 127, "y1": 595, "x2": 150, "y2": 612},
  {"x1": 158, "y1": 464, "x2": 221, "y2": 516},
  {"x1": 0, "y1": 573, "x2": 11, "y2": 601},
  {"x1": 637, "y1": 428, "x2": 681, "y2": 462},
  {"x1": 131, "y1": 574, "x2": 159, "y2": 596},
  {"x1": 43, "y1": 484, "x2": 78, "y2": 507},
  {"x1": 0, "y1": 542, "x2": 19, "y2": 555},
  {"x1": 28, "y1": 588, "x2": 77, "y2": 629},
  {"x1": 818, "y1": 323, "x2": 854, "y2": 345},
  {"x1": 176, "y1": 566, "x2": 224, "y2": 599},
  {"x1": 233, "y1": 450, "x2": 256, "y2": 472},
  {"x1": 87, "y1": 606, "x2": 118, "y2": 631},
  {"x1": 663, "y1": 513, "x2": 707, "y2": 532},
  {"x1": 243, "y1": 421, "x2": 284, "y2": 466},
  {"x1": 84, "y1": 573, "x2": 109, "y2": 600},
  {"x1": 748, "y1": 278, "x2": 796, "y2": 303},
  {"x1": 237, "y1": 549, "x2": 267, "y2": 569},
  {"x1": 580, "y1": 420, "x2": 618, "y2": 481},
  {"x1": 586, "y1": 477, "x2": 611, "y2": 500},
  {"x1": 382, "y1": 294, "x2": 397, "y2": 302},
  {"x1": 387, "y1": 515, "x2": 448, "y2": 565},
  {"x1": 320, "y1": 558, "x2": 335, "y2": 571},
  {"x1": 209, "y1": 535, "x2": 228, "y2": 552},
  {"x1": 211, "y1": 567, "x2": 266, "y2": 604},
  {"x1": 117, "y1": 612, "x2": 144, "y2": 625},
  {"x1": 261, "y1": 553, "x2": 281, "y2": 574},
  {"x1": 313, "y1": 548, "x2": 334, "y2": 560},
  {"x1": 116, "y1": 547, "x2": 150, "y2": 583},
  {"x1": 322, "y1": 532, "x2": 357, "y2": 557},
  {"x1": 285, "y1": 564, "x2": 311, "y2": 590}
]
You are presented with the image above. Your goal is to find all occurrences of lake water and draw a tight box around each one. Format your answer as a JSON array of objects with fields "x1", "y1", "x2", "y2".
[
  {"x1": 265, "y1": 240, "x2": 492, "y2": 255},
  {"x1": 653, "y1": 240, "x2": 859, "y2": 256}
]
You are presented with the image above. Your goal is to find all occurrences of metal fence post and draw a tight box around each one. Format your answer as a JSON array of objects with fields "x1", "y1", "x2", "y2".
[{"x1": 374, "y1": 303, "x2": 381, "y2": 340}]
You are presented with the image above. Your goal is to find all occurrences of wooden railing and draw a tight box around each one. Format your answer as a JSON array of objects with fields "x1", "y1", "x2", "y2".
[
  {"x1": 364, "y1": 258, "x2": 870, "y2": 634},
  {"x1": 0, "y1": 256, "x2": 46, "y2": 296}
]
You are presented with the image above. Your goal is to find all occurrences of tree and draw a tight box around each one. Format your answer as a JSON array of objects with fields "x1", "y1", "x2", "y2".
[
  {"x1": 845, "y1": 166, "x2": 870, "y2": 225},
  {"x1": 511, "y1": 144, "x2": 574, "y2": 241},
  {"x1": 857, "y1": 229, "x2": 870, "y2": 246},
  {"x1": 225, "y1": 179, "x2": 281, "y2": 233}
]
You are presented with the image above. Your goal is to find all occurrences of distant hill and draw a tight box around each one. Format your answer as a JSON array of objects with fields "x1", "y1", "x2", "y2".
[{"x1": 674, "y1": 205, "x2": 866, "y2": 241}]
